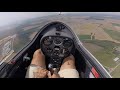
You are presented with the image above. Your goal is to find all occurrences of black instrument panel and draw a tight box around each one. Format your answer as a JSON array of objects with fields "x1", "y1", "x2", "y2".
[
  {"x1": 41, "y1": 36, "x2": 73, "y2": 58},
  {"x1": 39, "y1": 23, "x2": 76, "y2": 68}
]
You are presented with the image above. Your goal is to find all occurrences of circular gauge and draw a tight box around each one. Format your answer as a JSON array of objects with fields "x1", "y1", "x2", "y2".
[
  {"x1": 63, "y1": 39, "x2": 72, "y2": 48},
  {"x1": 46, "y1": 47, "x2": 53, "y2": 53},
  {"x1": 54, "y1": 37, "x2": 63, "y2": 45},
  {"x1": 43, "y1": 36, "x2": 53, "y2": 46}
]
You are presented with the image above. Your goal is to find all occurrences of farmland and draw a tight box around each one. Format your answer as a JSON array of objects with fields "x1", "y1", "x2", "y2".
[{"x1": 1, "y1": 13, "x2": 120, "y2": 77}]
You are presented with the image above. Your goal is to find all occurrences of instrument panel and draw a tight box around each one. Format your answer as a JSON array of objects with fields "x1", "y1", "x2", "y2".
[{"x1": 41, "y1": 36, "x2": 73, "y2": 59}]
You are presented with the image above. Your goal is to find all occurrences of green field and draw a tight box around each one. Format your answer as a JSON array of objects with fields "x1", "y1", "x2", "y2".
[
  {"x1": 79, "y1": 35, "x2": 120, "y2": 68},
  {"x1": 94, "y1": 50, "x2": 116, "y2": 67},
  {"x1": 82, "y1": 40, "x2": 120, "y2": 50},
  {"x1": 78, "y1": 35, "x2": 91, "y2": 40},
  {"x1": 81, "y1": 40, "x2": 119, "y2": 68},
  {"x1": 112, "y1": 23, "x2": 120, "y2": 26},
  {"x1": 79, "y1": 38, "x2": 120, "y2": 77},
  {"x1": 103, "y1": 28, "x2": 120, "y2": 41},
  {"x1": 111, "y1": 65, "x2": 120, "y2": 78}
]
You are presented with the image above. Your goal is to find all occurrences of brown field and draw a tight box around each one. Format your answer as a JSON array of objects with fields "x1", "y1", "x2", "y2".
[
  {"x1": 82, "y1": 42, "x2": 104, "y2": 54},
  {"x1": 23, "y1": 25, "x2": 40, "y2": 31},
  {"x1": 29, "y1": 31, "x2": 38, "y2": 40},
  {"x1": 114, "y1": 26, "x2": 120, "y2": 32},
  {"x1": 63, "y1": 18, "x2": 120, "y2": 43}
]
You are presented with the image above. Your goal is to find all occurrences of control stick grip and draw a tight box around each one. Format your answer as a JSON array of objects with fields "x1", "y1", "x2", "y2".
[{"x1": 48, "y1": 64, "x2": 59, "y2": 75}]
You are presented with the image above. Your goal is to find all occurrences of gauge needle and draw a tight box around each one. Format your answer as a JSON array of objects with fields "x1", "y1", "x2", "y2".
[{"x1": 63, "y1": 49, "x2": 65, "y2": 54}]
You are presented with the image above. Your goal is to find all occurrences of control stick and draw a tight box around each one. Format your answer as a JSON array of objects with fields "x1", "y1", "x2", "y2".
[{"x1": 48, "y1": 63, "x2": 59, "y2": 75}]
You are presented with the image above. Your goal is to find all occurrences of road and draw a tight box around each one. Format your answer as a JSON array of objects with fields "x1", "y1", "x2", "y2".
[{"x1": 109, "y1": 62, "x2": 120, "y2": 74}]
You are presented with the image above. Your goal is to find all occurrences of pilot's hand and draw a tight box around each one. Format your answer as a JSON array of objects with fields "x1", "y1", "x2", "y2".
[
  {"x1": 33, "y1": 68, "x2": 48, "y2": 78},
  {"x1": 48, "y1": 69, "x2": 60, "y2": 78}
]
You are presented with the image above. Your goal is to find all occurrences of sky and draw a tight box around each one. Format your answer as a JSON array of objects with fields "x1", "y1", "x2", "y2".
[
  {"x1": 0, "y1": 12, "x2": 120, "y2": 27},
  {"x1": 62, "y1": 12, "x2": 120, "y2": 15},
  {"x1": 0, "y1": 12, "x2": 58, "y2": 27}
]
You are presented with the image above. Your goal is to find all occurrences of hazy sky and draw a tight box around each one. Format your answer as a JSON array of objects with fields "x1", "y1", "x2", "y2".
[
  {"x1": 63, "y1": 12, "x2": 120, "y2": 15},
  {"x1": 0, "y1": 12, "x2": 58, "y2": 26},
  {"x1": 0, "y1": 12, "x2": 120, "y2": 27}
]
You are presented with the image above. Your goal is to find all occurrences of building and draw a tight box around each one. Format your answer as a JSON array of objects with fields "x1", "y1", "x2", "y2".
[{"x1": 113, "y1": 57, "x2": 120, "y2": 62}]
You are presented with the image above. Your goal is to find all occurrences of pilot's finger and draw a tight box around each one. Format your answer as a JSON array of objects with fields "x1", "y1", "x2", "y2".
[
  {"x1": 53, "y1": 68, "x2": 58, "y2": 74},
  {"x1": 47, "y1": 71, "x2": 52, "y2": 78},
  {"x1": 51, "y1": 72, "x2": 60, "y2": 78}
]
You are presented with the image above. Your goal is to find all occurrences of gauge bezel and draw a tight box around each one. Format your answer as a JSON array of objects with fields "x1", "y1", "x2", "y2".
[
  {"x1": 43, "y1": 36, "x2": 53, "y2": 46},
  {"x1": 53, "y1": 36, "x2": 63, "y2": 45},
  {"x1": 63, "y1": 38, "x2": 73, "y2": 48}
]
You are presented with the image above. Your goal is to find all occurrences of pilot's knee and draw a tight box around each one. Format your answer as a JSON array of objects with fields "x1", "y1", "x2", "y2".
[
  {"x1": 60, "y1": 55, "x2": 76, "y2": 70},
  {"x1": 68, "y1": 55, "x2": 75, "y2": 61},
  {"x1": 64, "y1": 55, "x2": 75, "y2": 64},
  {"x1": 61, "y1": 55, "x2": 75, "y2": 67},
  {"x1": 33, "y1": 49, "x2": 44, "y2": 58}
]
